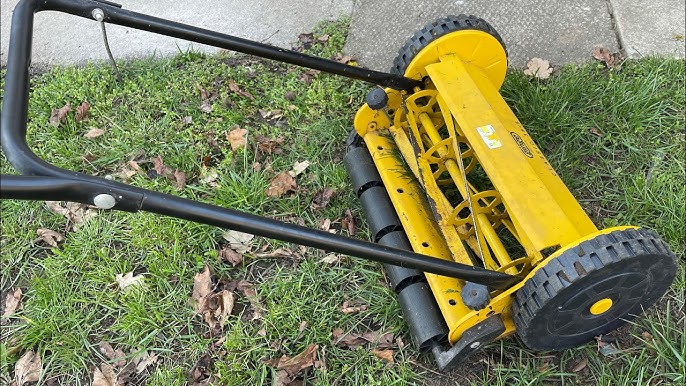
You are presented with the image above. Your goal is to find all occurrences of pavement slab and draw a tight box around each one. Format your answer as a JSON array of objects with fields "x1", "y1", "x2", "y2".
[
  {"x1": 345, "y1": 0, "x2": 620, "y2": 70},
  {"x1": 1, "y1": 0, "x2": 353, "y2": 67},
  {"x1": 610, "y1": 0, "x2": 685, "y2": 58}
]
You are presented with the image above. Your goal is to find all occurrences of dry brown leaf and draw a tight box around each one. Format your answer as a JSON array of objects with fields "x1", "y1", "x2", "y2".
[
  {"x1": 255, "y1": 135, "x2": 284, "y2": 156},
  {"x1": 317, "y1": 34, "x2": 330, "y2": 43},
  {"x1": 371, "y1": 349, "x2": 394, "y2": 364},
  {"x1": 591, "y1": 47, "x2": 620, "y2": 68},
  {"x1": 228, "y1": 79, "x2": 254, "y2": 100},
  {"x1": 3, "y1": 287, "x2": 22, "y2": 318},
  {"x1": 259, "y1": 109, "x2": 284, "y2": 121},
  {"x1": 202, "y1": 290, "x2": 235, "y2": 332},
  {"x1": 226, "y1": 127, "x2": 248, "y2": 151},
  {"x1": 133, "y1": 351, "x2": 158, "y2": 374},
  {"x1": 115, "y1": 272, "x2": 145, "y2": 292},
  {"x1": 571, "y1": 357, "x2": 588, "y2": 372},
  {"x1": 45, "y1": 201, "x2": 96, "y2": 231},
  {"x1": 340, "y1": 301, "x2": 368, "y2": 315},
  {"x1": 219, "y1": 246, "x2": 243, "y2": 266},
  {"x1": 641, "y1": 331, "x2": 654, "y2": 340},
  {"x1": 334, "y1": 53, "x2": 354, "y2": 64},
  {"x1": 14, "y1": 350, "x2": 42, "y2": 386},
  {"x1": 49, "y1": 102, "x2": 71, "y2": 127},
  {"x1": 197, "y1": 84, "x2": 213, "y2": 113},
  {"x1": 589, "y1": 127, "x2": 603, "y2": 137},
  {"x1": 299, "y1": 69, "x2": 320, "y2": 85},
  {"x1": 189, "y1": 352, "x2": 214, "y2": 385},
  {"x1": 254, "y1": 247, "x2": 293, "y2": 258},
  {"x1": 191, "y1": 265, "x2": 213, "y2": 312},
  {"x1": 222, "y1": 230, "x2": 254, "y2": 253},
  {"x1": 151, "y1": 156, "x2": 170, "y2": 177},
  {"x1": 311, "y1": 188, "x2": 335, "y2": 210},
  {"x1": 97, "y1": 342, "x2": 126, "y2": 368},
  {"x1": 92, "y1": 363, "x2": 117, "y2": 386},
  {"x1": 289, "y1": 160, "x2": 310, "y2": 177},
  {"x1": 75, "y1": 102, "x2": 91, "y2": 122},
  {"x1": 284, "y1": 91, "x2": 296, "y2": 101},
  {"x1": 524, "y1": 58, "x2": 553, "y2": 79},
  {"x1": 341, "y1": 209, "x2": 356, "y2": 236},
  {"x1": 83, "y1": 127, "x2": 105, "y2": 138},
  {"x1": 237, "y1": 280, "x2": 263, "y2": 320},
  {"x1": 172, "y1": 169, "x2": 187, "y2": 190},
  {"x1": 181, "y1": 116, "x2": 193, "y2": 125},
  {"x1": 332, "y1": 329, "x2": 394, "y2": 349},
  {"x1": 263, "y1": 344, "x2": 318, "y2": 386},
  {"x1": 36, "y1": 228, "x2": 64, "y2": 247},
  {"x1": 266, "y1": 172, "x2": 297, "y2": 198},
  {"x1": 319, "y1": 253, "x2": 341, "y2": 265}
]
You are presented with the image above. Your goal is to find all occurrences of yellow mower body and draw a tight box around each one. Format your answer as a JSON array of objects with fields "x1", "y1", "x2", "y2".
[{"x1": 353, "y1": 30, "x2": 647, "y2": 344}]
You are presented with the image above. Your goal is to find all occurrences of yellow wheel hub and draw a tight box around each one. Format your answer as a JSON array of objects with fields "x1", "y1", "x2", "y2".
[
  {"x1": 403, "y1": 30, "x2": 508, "y2": 88},
  {"x1": 590, "y1": 298, "x2": 613, "y2": 315}
]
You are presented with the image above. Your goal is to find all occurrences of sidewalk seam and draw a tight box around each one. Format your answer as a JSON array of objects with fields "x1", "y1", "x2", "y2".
[{"x1": 605, "y1": 0, "x2": 627, "y2": 56}]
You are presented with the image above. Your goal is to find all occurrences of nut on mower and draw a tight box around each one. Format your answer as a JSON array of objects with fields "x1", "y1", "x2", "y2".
[{"x1": 1, "y1": 0, "x2": 677, "y2": 371}]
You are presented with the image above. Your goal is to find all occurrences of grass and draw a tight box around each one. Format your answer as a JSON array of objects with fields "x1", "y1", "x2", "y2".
[{"x1": 1, "y1": 17, "x2": 684, "y2": 386}]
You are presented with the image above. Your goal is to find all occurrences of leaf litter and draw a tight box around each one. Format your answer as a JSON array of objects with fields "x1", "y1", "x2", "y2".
[
  {"x1": 13, "y1": 350, "x2": 42, "y2": 386},
  {"x1": 226, "y1": 127, "x2": 248, "y2": 151},
  {"x1": 263, "y1": 344, "x2": 318, "y2": 386},
  {"x1": 2, "y1": 287, "x2": 22, "y2": 318},
  {"x1": 49, "y1": 102, "x2": 71, "y2": 127},
  {"x1": 266, "y1": 172, "x2": 297, "y2": 198},
  {"x1": 524, "y1": 58, "x2": 553, "y2": 80},
  {"x1": 75, "y1": 101, "x2": 91, "y2": 122},
  {"x1": 115, "y1": 272, "x2": 146, "y2": 292},
  {"x1": 45, "y1": 201, "x2": 97, "y2": 231},
  {"x1": 36, "y1": 228, "x2": 64, "y2": 247},
  {"x1": 191, "y1": 266, "x2": 235, "y2": 334},
  {"x1": 221, "y1": 230, "x2": 254, "y2": 253}
]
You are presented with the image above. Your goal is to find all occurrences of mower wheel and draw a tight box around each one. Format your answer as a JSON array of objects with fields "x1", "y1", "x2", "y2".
[
  {"x1": 512, "y1": 228, "x2": 677, "y2": 351},
  {"x1": 391, "y1": 15, "x2": 507, "y2": 80}
]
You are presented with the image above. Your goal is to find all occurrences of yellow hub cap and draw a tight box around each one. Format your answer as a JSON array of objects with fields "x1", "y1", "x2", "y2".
[{"x1": 590, "y1": 298, "x2": 613, "y2": 315}]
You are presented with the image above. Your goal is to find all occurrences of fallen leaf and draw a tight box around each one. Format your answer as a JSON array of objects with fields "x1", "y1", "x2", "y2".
[
  {"x1": 83, "y1": 127, "x2": 105, "y2": 138},
  {"x1": 75, "y1": 102, "x2": 91, "y2": 122},
  {"x1": 264, "y1": 344, "x2": 318, "y2": 386},
  {"x1": 259, "y1": 109, "x2": 284, "y2": 121},
  {"x1": 151, "y1": 156, "x2": 171, "y2": 177},
  {"x1": 36, "y1": 228, "x2": 64, "y2": 247},
  {"x1": 319, "y1": 253, "x2": 341, "y2": 265},
  {"x1": 226, "y1": 127, "x2": 248, "y2": 151},
  {"x1": 332, "y1": 329, "x2": 395, "y2": 349},
  {"x1": 219, "y1": 246, "x2": 243, "y2": 266},
  {"x1": 341, "y1": 209, "x2": 356, "y2": 235},
  {"x1": 49, "y1": 102, "x2": 71, "y2": 127},
  {"x1": 181, "y1": 116, "x2": 193, "y2": 125},
  {"x1": 317, "y1": 34, "x2": 330, "y2": 43},
  {"x1": 289, "y1": 160, "x2": 310, "y2": 177},
  {"x1": 45, "y1": 201, "x2": 97, "y2": 231},
  {"x1": 284, "y1": 91, "x2": 296, "y2": 101},
  {"x1": 191, "y1": 265, "x2": 213, "y2": 312},
  {"x1": 228, "y1": 79, "x2": 254, "y2": 100},
  {"x1": 172, "y1": 169, "x2": 187, "y2": 190},
  {"x1": 133, "y1": 351, "x2": 158, "y2": 374},
  {"x1": 311, "y1": 188, "x2": 335, "y2": 210},
  {"x1": 237, "y1": 280, "x2": 263, "y2": 320},
  {"x1": 589, "y1": 127, "x2": 603, "y2": 137},
  {"x1": 572, "y1": 357, "x2": 588, "y2": 372},
  {"x1": 222, "y1": 230, "x2": 254, "y2": 253},
  {"x1": 115, "y1": 272, "x2": 146, "y2": 292},
  {"x1": 371, "y1": 349, "x2": 394, "y2": 364},
  {"x1": 266, "y1": 172, "x2": 297, "y2": 198},
  {"x1": 641, "y1": 331, "x2": 654, "y2": 340},
  {"x1": 189, "y1": 353, "x2": 214, "y2": 385},
  {"x1": 299, "y1": 69, "x2": 320, "y2": 85},
  {"x1": 524, "y1": 58, "x2": 553, "y2": 79},
  {"x1": 340, "y1": 300, "x2": 368, "y2": 314},
  {"x1": 3, "y1": 288, "x2": 22, "y2": 318},
  {"x1": 197, "y1": 84, "x2": 213, "y2": 113},
  {"x1": 595, "y1": 336, "x2": 622, "y2": 356},
  {"x1": 591, "y1": 46, "x2": 620, "y2": 68},
  {"x1": 199, "y1": 167, "x2": 219, "y2": 187},
  {"x1": 297, "y1": 33, "x2": 315, "y2": 47},
  {"x1": 255, "y1": 135, "x2": 284, "y2": 156},
  {"x1": 92, "y1": 363, "x2": 117, "y2": 386},
  {"x1": 318, "y1": 218, "x2": 334, "y2": 233},
  {"x1": 334, "y1": 54, "x2": 354, "y2": 64},
  {"x1": 14, "y1": 350, "x2": 42, "y2": 386},
  {"x1": 97, "y1": 342, "x2": 126, "y2": 368},
  {"x1": 254, "y1": 247, "x2": 293, "y2": 258},
  {"x1": 201, "y1": 290, "x2": 235, "y2": 332}
]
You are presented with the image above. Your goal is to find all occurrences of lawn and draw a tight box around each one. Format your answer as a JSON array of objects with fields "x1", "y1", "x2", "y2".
[{"x1": 1, "y1": 19, "x2": 684, "y2": 386}]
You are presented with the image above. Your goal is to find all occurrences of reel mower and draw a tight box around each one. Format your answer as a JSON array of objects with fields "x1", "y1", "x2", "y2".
[{"x1": 1, "y1": 0, "x2": 677, "y2": 372}]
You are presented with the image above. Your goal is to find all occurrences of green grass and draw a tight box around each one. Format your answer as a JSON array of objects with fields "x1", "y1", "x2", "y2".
[{"x1": 1, "y1": 18, "x2": 684, "y2": 386}]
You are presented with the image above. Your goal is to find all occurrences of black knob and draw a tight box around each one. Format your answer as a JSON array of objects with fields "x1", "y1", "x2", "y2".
[{"x1": 365, "y1": 88, "x2": 388, "y2": 110}]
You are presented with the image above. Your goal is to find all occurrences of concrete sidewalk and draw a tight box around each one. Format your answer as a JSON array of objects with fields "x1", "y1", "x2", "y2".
[{"x1": 0, "y1": 0, "x2": 684, "y2": 69}]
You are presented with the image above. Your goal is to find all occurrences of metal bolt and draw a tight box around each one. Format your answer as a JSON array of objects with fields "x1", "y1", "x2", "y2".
[
  {"x1": 92, "y1": 8, "x2": 105, "y2": 22},
  {"x1": 93, "y1": 194, "x2": 116, "y2": 209},
  {"x1": 469, "y1": 342, "x2": 481, "y2": 349}
]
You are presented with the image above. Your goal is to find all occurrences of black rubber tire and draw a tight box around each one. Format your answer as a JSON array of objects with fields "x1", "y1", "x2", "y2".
[
  {"x1": 390, "y1": 15, "x2": 507, "y2": 75},
  {"x1": 512, "y1": 228, "x2": 677, "y2": 351}
]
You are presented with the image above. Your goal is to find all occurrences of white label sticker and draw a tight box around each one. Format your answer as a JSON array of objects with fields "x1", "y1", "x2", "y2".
[{"x1": 476, "y1": 125, "x2": 502, "y2": 149}]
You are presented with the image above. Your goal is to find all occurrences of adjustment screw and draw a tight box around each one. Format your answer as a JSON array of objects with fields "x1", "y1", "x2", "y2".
[
  {"x1": 365, "y1": 88, "x2": 389, "y2": 110},
  {"x1": 93, "y1": 194, "x2": 116, "y2": 209},
  {"x1": 92, "y1": 8, "x2": 105, "y2": 22}
]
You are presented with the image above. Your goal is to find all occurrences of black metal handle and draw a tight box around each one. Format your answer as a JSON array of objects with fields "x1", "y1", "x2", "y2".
[{"x1": 0, "y1": 0, "x2": 518, "y2": 288}]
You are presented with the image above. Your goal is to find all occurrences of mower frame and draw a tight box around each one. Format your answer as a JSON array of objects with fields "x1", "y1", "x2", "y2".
[{"x1": 0, "y1": 0, "x2": 519, "y2": 288}]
